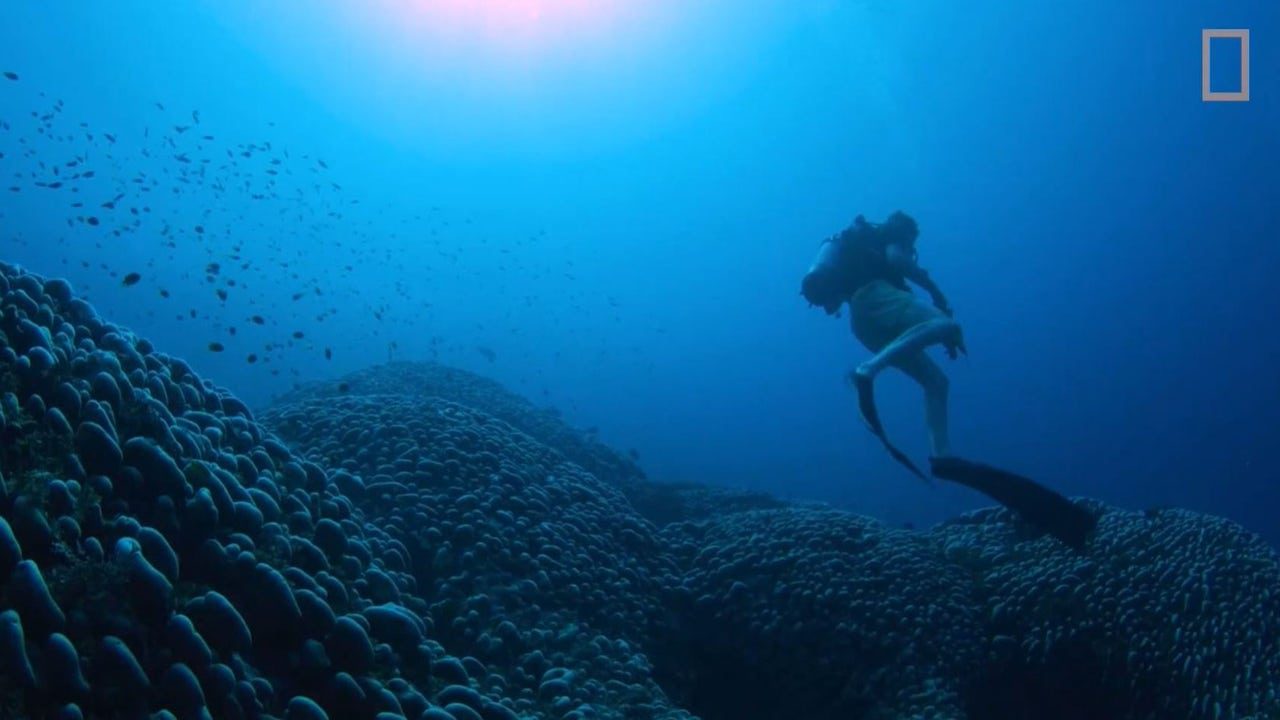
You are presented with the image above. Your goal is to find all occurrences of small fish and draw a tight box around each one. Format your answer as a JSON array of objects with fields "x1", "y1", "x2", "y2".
[
  {"x1": 85, "y1": 217, "x2": 99, "y2": 226},
  {"x1": 159, "y1": 289, "x2": 170, "y2": 298},
  {"x1": 324, "y1": 347, "x2": 332, "y2": 360},
  {"x1": 216, "y1": 289, "x2": 227, "y2": 301},
  {"x1": 291, "y1": 330, "x2": 304, "y2": 339},
  {"x1": 194, "y1": 225, "x2": 204, "y2": 234},
  {"x1": 2, "y1": 72, "x2": 17, "y2": 81},
  {"x1": 477, "y1": 346, "x2": 496, "y2": 362},
  {"x1": 250, "y1": 315, "x2": 264, "y2": 325},
  {"x1": 246, "y1": 353, "x2": 257, "y2": 364},
  {"x1": 337, "y1": 382, "x2": 350, "y2": 392},
  {"x1": 122, "y1": 272, "x2": 141, "y2": 286},
  {"x1": 208, "y1": 342, "x2": 224, "y2": 352}
]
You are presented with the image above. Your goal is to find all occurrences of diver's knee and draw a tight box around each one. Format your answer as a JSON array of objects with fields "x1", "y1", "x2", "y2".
[
  {"x1": 935, "y1": 318, "x2": 964, "y2": 347},
  {"x1": 922, "y1": 316, "x2": 957, "y2": 332}
]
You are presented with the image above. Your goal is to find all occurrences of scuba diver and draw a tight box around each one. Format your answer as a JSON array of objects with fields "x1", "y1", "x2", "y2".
[
  {"x1": 801, "y1": 212, "x2": 1097, "y2": 550},
  {"x1": 802, "y1": 211, "x2": 964, "y2": 473}
]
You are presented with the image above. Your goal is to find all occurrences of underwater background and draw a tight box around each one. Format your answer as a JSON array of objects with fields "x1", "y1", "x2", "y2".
[
  {"x1": 3, "y1": 1, "x2": 1279, "y2": 540},
  {"x1": 1, "y1": 2, "x2": 1280, "y2": 719}
]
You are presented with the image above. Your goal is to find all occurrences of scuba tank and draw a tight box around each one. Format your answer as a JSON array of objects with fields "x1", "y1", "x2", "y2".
[
  {"x1": 801, "y1": 213, "x2": 914, "y2": 315},
  {"x1": 801, "y1": 215, "x2": 873, "y2": 315}
]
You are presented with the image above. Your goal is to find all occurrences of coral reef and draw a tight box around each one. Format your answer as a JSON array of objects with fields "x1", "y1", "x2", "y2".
[
  {"x1": 661, "y1": 508, "x2": 984, "y2": 719},
  {"x1": 660, "y1": 502, "x2": 1280, "y2": 719},
  {"x1": 271, "y1": 364, "x2": 646, "y2": 496},
  {"x1": 2, "y1": 259, "x2": 1279, "y2": 720},
  {"x1": 2, "y1": 260, "x2": 674, "y2": 719},
  {"x1": 934, "y1": 504, "x2": 1280, "y2": 719},
  {"x1": 261, "y1": 392, "x2": 691, "y2": 719}
]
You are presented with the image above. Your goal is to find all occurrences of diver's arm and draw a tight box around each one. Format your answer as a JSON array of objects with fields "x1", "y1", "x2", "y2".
[
  {"x1": 909, "y1": 267, "x2": 950, "y2": 316},
  {"x1": 887, "y1": 244, "x2": 952, "y2": 316}
]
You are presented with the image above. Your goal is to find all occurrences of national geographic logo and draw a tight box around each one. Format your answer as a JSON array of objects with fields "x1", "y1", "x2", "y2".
[{"x1": 1202, "y1": 29, "x2": 1249, "y2": 102}]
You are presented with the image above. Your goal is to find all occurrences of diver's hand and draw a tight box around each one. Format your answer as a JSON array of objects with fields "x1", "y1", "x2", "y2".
[{"x1": 944, "y1": 327, "x2": 967, "y2": 360}]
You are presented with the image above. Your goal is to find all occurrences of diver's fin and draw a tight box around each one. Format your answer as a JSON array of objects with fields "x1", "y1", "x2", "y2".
[
  {"x1": 929, "y1": 456, "x2": 1096, "y2": 551},
  {"x1": 852, "y1": 372, "x2": 884, "y2": 437},
  {"x1": 881, "y1": 436, "x2": 927, "y2": 480},
  {"x1": 849, "y1": 371, "x2": 926, "y2": 480}
]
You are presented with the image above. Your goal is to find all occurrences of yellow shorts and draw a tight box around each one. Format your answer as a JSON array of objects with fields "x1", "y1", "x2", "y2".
[{"x1": 849, "y1": 280, "x2": 944, "y2": 352}]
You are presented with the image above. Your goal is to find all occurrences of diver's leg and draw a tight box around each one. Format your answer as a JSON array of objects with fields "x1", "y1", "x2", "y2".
[
  {"x1": 848, "y1": 318, "x2": 959, "y2": 438},
  {"x1": 856, "y1": 318, "x2": 962, "y2": 380},
  {"x1": 894, "y1": 352, "x2": 951, "y2": 457}
]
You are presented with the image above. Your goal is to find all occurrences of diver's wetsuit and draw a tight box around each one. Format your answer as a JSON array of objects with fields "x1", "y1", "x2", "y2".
[
  {"x1": 802, "y1": 214, "x2": 1095, "y2": 550},
  {"x1": 829, "y1": 218, "x2": 963, "y2": 458}
]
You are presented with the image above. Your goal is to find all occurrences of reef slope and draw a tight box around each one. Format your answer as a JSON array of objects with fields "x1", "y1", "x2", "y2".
[{"x1": 2, "y1": 261, "x2": 1278, "y2": 720}]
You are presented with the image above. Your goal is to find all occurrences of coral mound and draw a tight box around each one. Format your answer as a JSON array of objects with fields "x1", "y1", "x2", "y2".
[
  {"x1": 2, "y1": 259, "x2": 1279, "y2": 720},
  {"x1": 935, "y1": 503, "x2": 1280, "y2": 720},
  {"x1": 0, "y1": 261, "x2": 689, "y2": 719},
  {"x1": 661, "y1": 508, "x2": 984, "y2": 719},
  {"x1": 262, "y1": 391, "x2": 690, "y2": 719},
  {"x1": 658, "y1": 501, "x2": 1280, "y2": 720},
  {"x1": 272, "y1": 363, "x2": 646, "y2": 495}
]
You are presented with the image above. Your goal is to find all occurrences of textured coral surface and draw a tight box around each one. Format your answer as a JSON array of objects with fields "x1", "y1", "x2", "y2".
[{"x1": 2, "y1": 260, "x2": 1278, "y2": 720}]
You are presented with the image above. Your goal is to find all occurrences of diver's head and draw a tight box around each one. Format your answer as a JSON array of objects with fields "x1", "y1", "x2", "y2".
[{"x1": 883, "y1": 211, "x2": 918, "y2": 244}]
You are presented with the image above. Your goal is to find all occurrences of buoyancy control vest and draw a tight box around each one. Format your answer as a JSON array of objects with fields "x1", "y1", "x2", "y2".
[{"x1": 801, "y1": 215, "x2": 910, "y2": 315}]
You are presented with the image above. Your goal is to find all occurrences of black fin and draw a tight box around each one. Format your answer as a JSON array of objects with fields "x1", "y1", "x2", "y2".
[
  {"x1": 881, "y1": 437, "x2": 927, "y2": 480},
  {"x1": 852, "y1": 373, "x2": 884, "y2": 437},
  {"x1": 929, "y1": 456, "x2": 1096, "y2": 551},
  {"x1": 851, "y1": 372, "x2": 925, "y2": 480}
]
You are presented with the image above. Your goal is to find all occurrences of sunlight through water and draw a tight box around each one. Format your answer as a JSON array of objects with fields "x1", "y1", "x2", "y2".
[{"x1": 360, "y1": 0, "x2": 648, "y2": 60}]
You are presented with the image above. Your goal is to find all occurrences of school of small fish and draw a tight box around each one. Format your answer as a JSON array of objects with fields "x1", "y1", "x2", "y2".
[{"x1": 0, "y1": 70, "x2": 656, "y2": 410}]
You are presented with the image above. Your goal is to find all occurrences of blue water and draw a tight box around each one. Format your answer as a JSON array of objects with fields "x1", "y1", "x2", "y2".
[{"x1": 2, "y1": 1, "x2": 1277, "y2": 541}]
